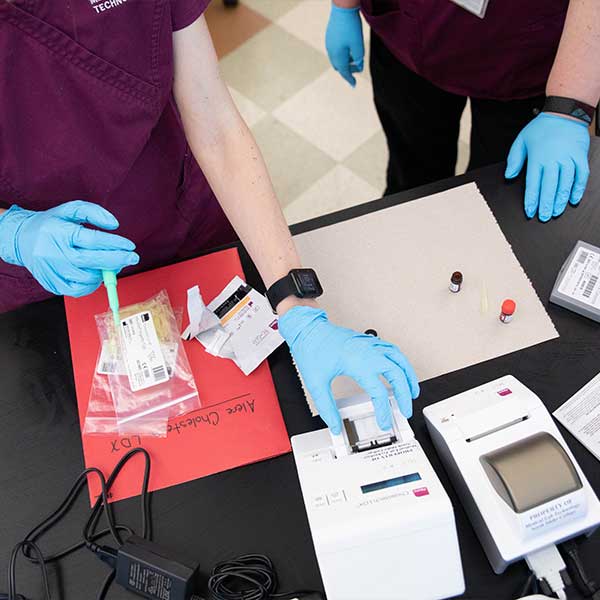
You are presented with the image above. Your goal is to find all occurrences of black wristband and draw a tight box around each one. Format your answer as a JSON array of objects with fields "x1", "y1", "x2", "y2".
[
  {"x1": 541, "y1": 96, "x2": 595, "y2": 124},
  {"x1": 266, "y1": 269, "x2": 323, "y2": 311},
  {"x1": 266, "y1": 276, "x2": 298, "y2": 311}
]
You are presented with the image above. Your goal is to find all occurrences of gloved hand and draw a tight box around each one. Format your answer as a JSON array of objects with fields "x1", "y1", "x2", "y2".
[
  {"x1": 325, "y1": 3, "x2": 364, "y2": 87},
  {"x1": 505, "y1": 113, "x2": 590, "y2": 222},
  {"x1": 279, "y1": 306, "x2": 420, "y2": 434},
  {"x1": 0, "y1": 200, "x2": 139, "y2": 297}
]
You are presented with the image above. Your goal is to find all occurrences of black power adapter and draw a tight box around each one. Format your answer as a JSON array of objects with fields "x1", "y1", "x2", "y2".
[{"x1": 91, "y1": 535, "x2": 200, "y2": 600}]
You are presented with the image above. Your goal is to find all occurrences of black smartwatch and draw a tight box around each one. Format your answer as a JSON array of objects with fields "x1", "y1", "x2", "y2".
[
  {"x1": 540, "y1": 96, "x2": 595, "y2": 125},
  {"x1": 266, "y1": 268, "x2": 323, "y2": 311}
]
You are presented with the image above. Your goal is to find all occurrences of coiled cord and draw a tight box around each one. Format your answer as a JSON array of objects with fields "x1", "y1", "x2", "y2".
[{"x1": 206, "y1": 554, "x2": 321, "y2": 600}]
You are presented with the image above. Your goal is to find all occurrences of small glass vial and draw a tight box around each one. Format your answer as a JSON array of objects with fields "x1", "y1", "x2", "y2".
[
  {"x1": 449, "y1": 271, "x2": 463, "y2": 293},
  {"x1": 500, "y1": 299, "x2": 516, "y2": 323}
]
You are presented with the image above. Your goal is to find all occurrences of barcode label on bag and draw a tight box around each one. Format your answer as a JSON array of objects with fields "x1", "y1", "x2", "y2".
[
  {"x1": 558, "y1": 246, "x2": 600, "y2": 309},
  {"x1": 97, "y1": 341, "x2": 177, "y2": 376},
  {"x1": 120, "y1": 311, "x2": 169, "y2": 391}
]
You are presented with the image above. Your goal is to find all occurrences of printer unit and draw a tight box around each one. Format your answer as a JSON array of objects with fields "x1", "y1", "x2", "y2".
[
  {"x1": 424, "y1": 375, "x2": 600, "y2": 575},
  {"x1": 292, "y1": 393, "x2": 465, "y2": 600}
]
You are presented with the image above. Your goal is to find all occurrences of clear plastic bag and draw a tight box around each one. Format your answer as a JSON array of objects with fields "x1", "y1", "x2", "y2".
[
  {"x1": 83, "y1": 307, "x2": 185, "y2": 436},
  {"x1": 85, "y1": 291, "x2": 200, "y2": 436},
  {"x1": 83, "y1": 348, "x2": 171, "y2": 437}
]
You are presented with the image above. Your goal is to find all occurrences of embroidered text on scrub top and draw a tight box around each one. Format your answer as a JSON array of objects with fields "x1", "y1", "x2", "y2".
[{"x1": 89, "y1": 0, "x2": 128, "y2": 14}]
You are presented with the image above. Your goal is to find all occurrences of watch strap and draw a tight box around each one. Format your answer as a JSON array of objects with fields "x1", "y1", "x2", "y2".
[
  {"x1": 542, "y1": 96, "x2": 595, "y2": 124},
  {"x1": 266, "y1": 275, "x2": 297, "y2": 311}
]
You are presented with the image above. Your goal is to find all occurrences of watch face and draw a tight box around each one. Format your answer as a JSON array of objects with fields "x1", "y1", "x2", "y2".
[{"x1": 291, "y1": 269, "x2": 323, "y2": 297}]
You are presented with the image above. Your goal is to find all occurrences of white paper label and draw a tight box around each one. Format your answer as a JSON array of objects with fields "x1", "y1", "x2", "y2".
[
  {"x1": 554, "y1": 372, "x2": 600, "y2": 461},
  {"x1": 518, "y1": 492, "x2": 586, "y2": 539},
  {"x1": 97, "y1": 341, "x2": 178, "y2": 377},
  {"x1": 120, "y1": 311, "x2": 169, "y2": 391},
  {"x1": 558, "y1": 246, "x2": 600, "y2": 308},
  {"x1": 97, "y1": 340, "x2": 125, "y2": 375},
  {"x1": 208, "y1": 278, "x2": 284, "y2": 375}
]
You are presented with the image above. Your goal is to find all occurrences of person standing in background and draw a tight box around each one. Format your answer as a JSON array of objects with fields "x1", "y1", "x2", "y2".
[{"x1": 325, "y1": 0, "x2": 600, "y2": 222}]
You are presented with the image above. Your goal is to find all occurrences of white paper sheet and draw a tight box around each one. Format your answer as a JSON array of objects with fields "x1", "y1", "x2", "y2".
[
  {"x1": 554, "y1": 373, "x2": 600, "y2": 462},
  {"x1": 293, "y1": 183, "x2": 559, "y2": 413},
  {"x1": 183, "y1": 279, "x2": 284, "y2": 376}
]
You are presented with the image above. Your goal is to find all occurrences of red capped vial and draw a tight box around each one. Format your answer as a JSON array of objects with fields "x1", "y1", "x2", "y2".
[
  {"x1": 500, "y1": 299, "x2": 516, "y2": 323},
  {"x1": 449, "y1": 271, "x2": 463, "y2": 293}
]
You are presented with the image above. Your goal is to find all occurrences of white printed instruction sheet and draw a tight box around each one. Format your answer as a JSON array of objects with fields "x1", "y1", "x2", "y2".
[
  {"x1": 554, "y1": 373, "x2": 600, "y2": 461},
  {"x1": 183, "y1": 278, "x2": 284, "y2": 375}
]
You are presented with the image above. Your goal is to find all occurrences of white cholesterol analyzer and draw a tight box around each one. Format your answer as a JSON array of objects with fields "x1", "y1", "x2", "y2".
[
  {"x1": 424, "y1": 375, "x2": 600, "y2": 575},
  {"x1": 292, "y1": 392, "x2": 465, "y2": 600}
]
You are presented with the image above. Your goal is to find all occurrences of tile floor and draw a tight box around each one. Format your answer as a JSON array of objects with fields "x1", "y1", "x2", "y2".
[{"x1": 206, "y1": 0, "x2": 471, "y2": 225}]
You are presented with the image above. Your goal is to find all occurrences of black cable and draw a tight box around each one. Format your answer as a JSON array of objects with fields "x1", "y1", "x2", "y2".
[
  {"x1": 23, "y1": 525, "x2": 135, "y2": 565},
  {"x1": 208, "y1": 555, "x2": 277, "y2": 600},
  {"x1": 21, "y1": 467, "x2": 123, "y2": 564},
  {"x1": 95, "y1": 569, "x2": 116, "y2": 600},
  {"x1": 5, "y1": 448, "x2": 151, "y2": 600},
  {"x1": 8, "y1": 542, "x2": 50, "y2": 600},
  {"x1": 206, "y1": 554, "x2": 323, "y2": 600},
  {"x1": 84, "y1": 448, "x2": 152, "y2": 544},
  {"x1": 516, "y1": 572, "x2": 536, "y2": 599},
  {"x1": 5, "y1": 449, "x2": 320, "y2": 600},
  {"x1": 560, "y1": 539, "x2": 599, "y2": 598}
]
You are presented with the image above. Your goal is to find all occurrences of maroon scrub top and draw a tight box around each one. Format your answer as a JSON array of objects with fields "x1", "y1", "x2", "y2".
[
  {"x1": 361, "y1": 0, "x2": 569, "y2": 100},
  {"x1": 0, "y1": 0, "x2": 236, "y2": 313}
]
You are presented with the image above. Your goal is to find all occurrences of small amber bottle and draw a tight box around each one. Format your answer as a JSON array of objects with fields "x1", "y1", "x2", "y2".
[{"x1": 449, "y1": 271, "x2": 463, "y2": 293}]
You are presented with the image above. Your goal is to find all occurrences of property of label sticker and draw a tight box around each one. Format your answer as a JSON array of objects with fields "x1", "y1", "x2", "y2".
[
  {"x1": 558, "y1": 247, "x2": 600, "y2": 309},
  {"x1": 120, "y1": 311, "x2": 169, "y2": 391}
]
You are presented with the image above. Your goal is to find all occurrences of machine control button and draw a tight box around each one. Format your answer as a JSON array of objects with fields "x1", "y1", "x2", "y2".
[
  {"x1": 312, "y1": 495, "x2": 328, "y2": 509},
  {"x1": 308, "y1": 449, "x2": 334, "y2": 463},
  {"x1": 327, "y1": 490, "x2": 347, "y2": 505}
]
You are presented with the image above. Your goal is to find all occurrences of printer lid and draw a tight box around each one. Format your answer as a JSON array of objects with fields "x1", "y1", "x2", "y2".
[{"x1": 481, "y1": 432, "x2": 582, "y2": 513}]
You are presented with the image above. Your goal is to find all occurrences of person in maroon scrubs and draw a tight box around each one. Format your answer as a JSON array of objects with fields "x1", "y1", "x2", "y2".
[
  {"x1": 326, "y1": 0, "x2": 600, "y2": 222},
  {"x1": 0, "y1": 0, "x2": 420, "y2": 434}
]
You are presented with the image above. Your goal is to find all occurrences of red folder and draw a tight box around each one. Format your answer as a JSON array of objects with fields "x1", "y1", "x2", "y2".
[{"x1": 64, "y1": 248, "x2": 291, "y2": 505}]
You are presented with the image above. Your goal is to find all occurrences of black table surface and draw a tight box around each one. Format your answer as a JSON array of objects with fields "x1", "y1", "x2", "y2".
[{"x1": 2, "y1": 142, "x2": 600, "y2": 600}]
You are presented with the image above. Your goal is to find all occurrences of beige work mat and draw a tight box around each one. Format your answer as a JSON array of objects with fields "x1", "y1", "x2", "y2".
[{"x1": 293, "y1": 182, "x2": 559, "y2": 414}]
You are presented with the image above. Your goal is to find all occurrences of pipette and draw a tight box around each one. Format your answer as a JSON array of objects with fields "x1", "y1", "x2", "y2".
[{"x1": 102, "y1": 270, "x2": 120, "y2": 329}]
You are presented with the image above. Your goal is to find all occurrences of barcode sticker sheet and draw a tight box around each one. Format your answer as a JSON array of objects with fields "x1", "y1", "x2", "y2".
[
  {"x1": 120, "y1": 311, "x2": 169, "y2": 392},
  {"x1": 292, "y1": 182, "x2": 559, "y2": 413},
  {"x1": 558, "y1": 246, "x2": 600, "y2": 309}
]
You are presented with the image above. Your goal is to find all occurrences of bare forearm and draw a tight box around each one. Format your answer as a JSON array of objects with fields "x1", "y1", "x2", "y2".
[
  {"x1": 186, "y1": 113, "x2": 299, "y2": 287},
  {"x1": 195, "y1": 122, "x2": 319, "y2": 312},
  {"x1": 173, "y1": 18, "x2": 316, "y2": 313},
  {"x1": 547, "y1": 0, "x2": 600, "y2": 105}
]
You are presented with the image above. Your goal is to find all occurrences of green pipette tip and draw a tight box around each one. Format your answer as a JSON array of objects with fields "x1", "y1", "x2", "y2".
[{"x1": 102, "y1": 270, "x2": 120, "y2": 329}]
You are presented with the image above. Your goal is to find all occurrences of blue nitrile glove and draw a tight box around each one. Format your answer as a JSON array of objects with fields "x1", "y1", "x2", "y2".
[
  {"x1": 505, "y1": 113, "x2": 590, "y2": 222},
  {"x1": 0, "y1": 200, "x2": 139, "y2": 297},
  {"x1": 325, "y1": 4, "x2": 364, "y2": 87},
  {"x1": 279, "y1": 306, "x2": 420, "y2": 435}
]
